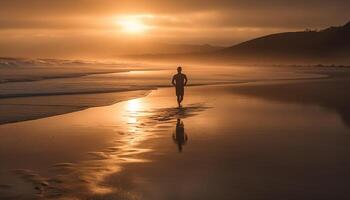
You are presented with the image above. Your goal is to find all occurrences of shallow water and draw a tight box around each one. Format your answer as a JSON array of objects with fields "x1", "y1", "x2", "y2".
[
  {"x1": 0, "y1": 83, "x2": 349, "y2": 199},
  {"x1": 0, "y1": 65, "x2": 320, "y2": 98},
  {"x1": 0, "y1": 64, "x2": 325, "y2": 124}
]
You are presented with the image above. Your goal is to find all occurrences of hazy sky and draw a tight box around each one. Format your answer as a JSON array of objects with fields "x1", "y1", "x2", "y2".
[{"x1": 0, "y1": 0, "x2": 349, "y2": 58}]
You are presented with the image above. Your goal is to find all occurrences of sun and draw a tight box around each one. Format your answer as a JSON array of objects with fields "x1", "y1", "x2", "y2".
[{"x1": 117, "y1": 17, "x2": 148, "y2": 34}]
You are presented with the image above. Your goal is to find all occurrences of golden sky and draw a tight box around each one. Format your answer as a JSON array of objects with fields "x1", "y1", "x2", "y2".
[{"x1": 0, "y1": 0, "x2": 349, "y2": 58}]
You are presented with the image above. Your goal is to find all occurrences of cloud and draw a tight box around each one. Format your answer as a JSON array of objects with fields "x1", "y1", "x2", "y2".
[
  {"x1": 0, "y1": 0, "x2": 348, "y2": 58},
  {"x1": 1, "y1": 0, "x2": 349, "y2": 24}
]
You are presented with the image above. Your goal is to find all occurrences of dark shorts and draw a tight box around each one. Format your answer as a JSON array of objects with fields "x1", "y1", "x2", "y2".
[{"x1": 176, "y1": 87, "x2": 184, "y2": 96}]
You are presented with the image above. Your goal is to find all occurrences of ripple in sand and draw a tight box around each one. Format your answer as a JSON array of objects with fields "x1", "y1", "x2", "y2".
[
  {"x1": 88, "y1": 152, "x2": 110, "y2": 159},
  {"x1": 53, "y1": 162, "x2": 76, "y2": 168},
  {"x1": 12, "y1": 169, "x2": 52, "y2": 197}
]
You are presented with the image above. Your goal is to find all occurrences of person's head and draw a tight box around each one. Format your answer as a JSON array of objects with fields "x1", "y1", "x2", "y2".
[{"x1": 177, "y1": 66, "x2": 182, "y2": 73}]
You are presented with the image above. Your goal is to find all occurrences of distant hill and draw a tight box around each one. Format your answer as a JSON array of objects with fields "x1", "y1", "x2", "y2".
[
  {"x1": 127, "y1": 21, "x2": 350, "y2": 65},
  {"x1": 214, "y1": 21, "x2": 350, "y2": 64}
]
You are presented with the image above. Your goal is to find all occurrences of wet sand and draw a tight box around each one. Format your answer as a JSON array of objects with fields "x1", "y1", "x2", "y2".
[
  {"x1": 0, "y1": 90, "x2": 149, "y2": 125},
  {"x1": 0, "y1": 65, "x2": 324, "y2": 125},
  {"x1": 229, "y1": 77, "x2": 350, "y2": 127},
  {"x1": 0, "y1": 69, "x2": 350, "y2": 199}
]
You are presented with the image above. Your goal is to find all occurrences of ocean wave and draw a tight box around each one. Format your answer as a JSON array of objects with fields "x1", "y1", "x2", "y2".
[
  {"x1": 0, "y1": 71, "x2": 123, "y2": 84},
  {"x1": 0, "y1": 57, "x2": 102, "y2": 67},
  {"x1": 0, "y1": 87, "x2": 156, "y2": 99},
  {"x1": 0, "y1": 57, "x2": 134, "y2": 84}
]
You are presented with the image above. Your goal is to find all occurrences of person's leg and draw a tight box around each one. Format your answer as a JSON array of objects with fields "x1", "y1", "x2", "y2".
[
  {"x1": 177, "y1": 95, "x2": 181, "y2": 106},
  {"x1": 179, "y1": 95, "x2": 184, "y2": 103},
  {"x1": 179, "y1": 87, "x2": 184, "y2": 104}
]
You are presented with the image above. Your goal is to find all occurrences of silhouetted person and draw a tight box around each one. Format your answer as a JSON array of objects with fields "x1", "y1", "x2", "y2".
[
  {"x1": 172, "y1": 66, "x2": 188, "y2": 107},
  {"x1": 173, "y1": 118, "x2": 188, "y2": 152}
]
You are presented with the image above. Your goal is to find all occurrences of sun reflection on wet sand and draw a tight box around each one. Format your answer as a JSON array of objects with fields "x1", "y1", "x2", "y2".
[
  {"x1": 67, "y1": 98, "x2": 155, "y2": 197},
  {"x1": 75, "y1": 96, "x2": 208, "y2": 198},
  {"x1": 54, "y1": 95, "x2": 207, "y2": 198},
  {"x1": 125, "y1": 99, "x2": 144, "y2": 135},
  {"x1": 4, "y1": 97, "x2": 156, "y2": 199},
  {"x1": 127, "y1": 99, "x2": 142, "y2": 112},
  {"x1": 1, "y1": 88, "x2": 210, "y2": 199}
]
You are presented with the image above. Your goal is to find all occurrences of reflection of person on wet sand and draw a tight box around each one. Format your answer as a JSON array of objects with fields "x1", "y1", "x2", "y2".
[
  {"x1": 172, "y1": 66, "x2": 188, "y2": 107},
  {"x1": 173, "y1": 118, "x2": 188, "y2": 152}
]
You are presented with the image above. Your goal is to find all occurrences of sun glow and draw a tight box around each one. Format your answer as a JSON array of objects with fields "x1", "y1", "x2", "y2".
[{"x1": 117, "y1": 15, "x2": 152, "y2": 34}]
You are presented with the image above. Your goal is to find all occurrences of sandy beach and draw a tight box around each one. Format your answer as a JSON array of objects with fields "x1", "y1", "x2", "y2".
[
  {"x1": 0, "y1": 67, "x2": 349, "y2": 199},
  {"x1": 1, "y1": 1, "x2": 349, "y2": 199}
]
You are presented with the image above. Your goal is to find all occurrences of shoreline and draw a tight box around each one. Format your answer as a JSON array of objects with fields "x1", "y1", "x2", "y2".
[
  {"x1": 0, "y1": 71, "x2": 333, "y2": 126},
  {"x1": 3, "y1": 63, "x2": 350, "y2": 126}
]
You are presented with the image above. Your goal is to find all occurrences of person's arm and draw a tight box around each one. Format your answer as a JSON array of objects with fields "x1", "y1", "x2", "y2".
[
  {"x1": 171, "y1": 75, "x2": 176, "y2": 86},
  {"x1": 184, "y1": 74, "x2": 188, "y2": 86}
]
